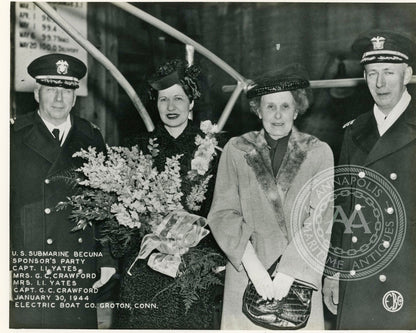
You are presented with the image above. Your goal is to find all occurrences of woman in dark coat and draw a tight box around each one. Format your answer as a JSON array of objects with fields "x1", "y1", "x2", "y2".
[{"x1": 113, "y1": 59, "x2": 224, "y2": 329}]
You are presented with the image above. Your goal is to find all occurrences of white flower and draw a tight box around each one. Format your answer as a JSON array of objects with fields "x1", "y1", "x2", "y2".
[
  {"x1": 189, "y1": 121, "x2": 219, "y2": 177},
  {"x1": 186, "y1": 175, "x2": 212, "y2": 211},
  {"x1": 111, "y1": 203, "x2": 140, "y2": 228},
  {"x1": 69, "y1": 133, "x2": 215, "y2": 234},
  {"x1": 200, "y1": 120, "x2": 218, "y2": 134},
  {"x1": 191, "y1": 156, "x2": 210, "y2": 176}
]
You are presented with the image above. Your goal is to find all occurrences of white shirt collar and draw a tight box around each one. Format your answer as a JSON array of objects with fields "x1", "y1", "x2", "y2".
[
  {"x1": 373, "y1": 89, "x2": 411, "y2": 136},
  {"x1": 38, "y1": 111, "x2": 72, "y2": 145}
]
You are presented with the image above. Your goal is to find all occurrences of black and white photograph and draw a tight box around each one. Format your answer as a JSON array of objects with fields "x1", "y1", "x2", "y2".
[{"x1": 7, "y1": 1, "x2": 416, "y2": 331}]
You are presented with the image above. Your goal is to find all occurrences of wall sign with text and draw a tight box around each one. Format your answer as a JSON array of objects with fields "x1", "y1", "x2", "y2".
[{"x1": 15, "y1": 2, "x2": 88, "y2": 96}]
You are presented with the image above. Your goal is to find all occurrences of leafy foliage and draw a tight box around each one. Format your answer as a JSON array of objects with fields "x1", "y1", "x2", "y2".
[
  {"x1": 50, "y1": 168, "x2": 80, "y2": 190},
  {"x1": 56, "y1": 188, "x2": 116, "y2": 232},
  {"x1": 152, "y1": 247, "x2": 226, "y2": 313}
]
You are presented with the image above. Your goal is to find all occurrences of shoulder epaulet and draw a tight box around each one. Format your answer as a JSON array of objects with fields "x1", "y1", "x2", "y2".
[
  {"x1": 75, "y1": 116, "x2": 101, "y2": 133},
  {"x1": 12, "y1": 112, "x2": 36, "y2": 131},
  {"x1": 90, "y1": 121, "x2": 100, "y2": 131},
  {"x1": 342, "y1": 119, "x2": 356, "y2": 129}
]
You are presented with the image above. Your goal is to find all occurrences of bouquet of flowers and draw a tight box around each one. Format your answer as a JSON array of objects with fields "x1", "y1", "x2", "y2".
[{"x1": 57, "y1": 121, "x2": 225, "y2": 311}]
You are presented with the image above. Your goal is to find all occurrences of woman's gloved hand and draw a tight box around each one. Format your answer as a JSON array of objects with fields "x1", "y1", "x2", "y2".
[
  {"x1": 272, "y1": 272, "x2": 295, "y2": 300},
  {"x1": 242, "y1": 242, "x2": 274, "y2": 300},
  {"x1": 323, "y1": 272, "x2": 339, "y2": 314}
]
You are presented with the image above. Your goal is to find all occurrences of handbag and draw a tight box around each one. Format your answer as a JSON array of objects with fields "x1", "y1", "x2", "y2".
[{"x1": 242, "y1": 257, "x2": 314, "y2": 330}]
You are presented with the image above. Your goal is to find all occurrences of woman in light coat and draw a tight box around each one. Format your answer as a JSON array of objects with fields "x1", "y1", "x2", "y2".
[{"x1": 208, "y1": 64, "x2": 334, "y2": 330}]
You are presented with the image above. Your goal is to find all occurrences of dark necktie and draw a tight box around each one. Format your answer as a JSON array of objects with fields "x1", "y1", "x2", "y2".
[{"x1": 52, "y1": 128, "x2": 60, "y2": 145}]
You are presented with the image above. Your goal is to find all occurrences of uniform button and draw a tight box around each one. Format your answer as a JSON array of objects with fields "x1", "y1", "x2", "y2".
[
  {"x1": 390, "y1": 173, "x2": 397, "y2": 180},
  {"x1": 355, "y1": 204, "x2": 362, "y2": 211},
  {"x1": 386, "y1": 207, "x2": 394, "y2": 215},
  {"x1": 350, "y1": 270, "x2": 356, "y2": 276},
  {"x1": 383, "y1": 241, "x2": 390, "y2": 248},
  {"x1": 46, "y1": 238, "x2": 53, "y2": 245},
  {"x1": 78, "y1": 237, "x2": 83, "y2": 244},
  {"x1": 379, "y1": 274, "x2": 387, "y2": 282},
  {"x1": 352, "y1": 236, "x2": 358, "y2": 243},
  {"x1": 44, "y1": 179, "x2": 50, "y2": 184},
  {"x1": 358, "y1": 171, "x2": 366, "y2": 178},
  {"x1": 78, "y1": 269, "x2": 83, "y2": 274},
  {"x1": 44, "y1": 208, "x2": 51, "y2": 214}
]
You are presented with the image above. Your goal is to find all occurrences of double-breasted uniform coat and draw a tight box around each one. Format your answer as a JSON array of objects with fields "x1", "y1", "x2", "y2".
[
  {"x1": 10, "y1": 112, "x2": 113, "y2": 328},
  {"x1": 333, "y1": 99, "x2": 416, "y2": 329},
  {"x1": 208, "y1": 128, "x2": 334, "y2": 330}
]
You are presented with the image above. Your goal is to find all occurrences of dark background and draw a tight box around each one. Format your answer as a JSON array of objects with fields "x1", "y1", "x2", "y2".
[
  {"x1": 10, "y1": 2, "x2": 416, "y2": 161},
  {"x1": 9, "y1": 2, "x2": 416, "y2": 329}
]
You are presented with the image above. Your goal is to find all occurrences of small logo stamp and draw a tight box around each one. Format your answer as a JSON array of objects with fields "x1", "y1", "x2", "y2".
[{"x1": 382, "y1": 290, "x2": 404, "y2": 312}]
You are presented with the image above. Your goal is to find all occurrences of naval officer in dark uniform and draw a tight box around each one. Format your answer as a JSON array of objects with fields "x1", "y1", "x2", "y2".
[
  {"x1": 323, "y1": 30, "x2": 416, "y2": 329},
  {"x1": 10, "y1": 53, "x2": 116, "y2": 328}
]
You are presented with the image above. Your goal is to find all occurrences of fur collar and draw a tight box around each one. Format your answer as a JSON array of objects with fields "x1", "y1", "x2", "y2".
[{"x1": 233, "y1": 127, "x2": 319, "y2": 238}]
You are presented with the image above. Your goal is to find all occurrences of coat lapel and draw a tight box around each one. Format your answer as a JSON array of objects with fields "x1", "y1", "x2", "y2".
[
  {"x1": 365, "y1": 104, "x2": 416, "y2": 166},
  {"x1": 233, "y1": 128, "x2": 316, "y2": 238},
  {"x1": 22, "y1": 113, "x2": 60, "y2": 165},
  {"x1": 47, "y1": 130, "x2": 74, "y2": 177},
  {"x1": 351, "y1": 112, "x2": 380, "y2": 155},
  {"x1": 234, "y1": 130, "x2": 288, "y2": 237},
  {"x1": 276, "y1": 128, "x2": 317, "y2": 194},
  {"x1": 47, "y1": 116, "x2": 95, "y2": 176}
]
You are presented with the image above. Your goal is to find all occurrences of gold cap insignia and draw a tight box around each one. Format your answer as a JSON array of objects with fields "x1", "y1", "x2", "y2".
[
  {"x1": 56, "y1": 60, "x2": 69, "y2": 75},
  {"x1": 371, "y1": 36, "x2": 386, "y2": 50}
]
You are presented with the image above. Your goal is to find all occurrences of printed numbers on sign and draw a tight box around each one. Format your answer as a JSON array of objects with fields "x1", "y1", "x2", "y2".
[
  {"x1": 41, "y1": 14, "x2": 52, "y2": 22},
  {"x1": 41, "y1": 24, "x2": 57, "y2": 32},
  {"x1": 39, "y1": 43, "x2": 57, "y2": 51},
  {"x1": 41, "y1": 34, "x2": 51, "y2": 41}
]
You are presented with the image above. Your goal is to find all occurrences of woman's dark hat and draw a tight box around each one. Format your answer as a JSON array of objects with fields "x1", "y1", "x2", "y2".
[
  {"x1": 148, "y1": 71, "x2": 181, "y2": 91},
  {"x1": 352, "y1": 29, "x2": 416, "y2": 65},
  {"x1": 148, "y1": 59, "x2": 201, "y2": 100},
  {"x1": 246, "y1": 63, "x2": 310, "y2": 99},
  {"x1": 27, "y1": 53, "x2": 87, "y2": 89}
]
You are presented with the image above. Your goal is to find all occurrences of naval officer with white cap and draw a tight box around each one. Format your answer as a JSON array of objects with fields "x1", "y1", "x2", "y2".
[
  {"x1": 324, "y1": 30, "x2": 416, "y2": 329},
  {"x1": 10, "y1": 53, "x2": 117, "y2": 328}
]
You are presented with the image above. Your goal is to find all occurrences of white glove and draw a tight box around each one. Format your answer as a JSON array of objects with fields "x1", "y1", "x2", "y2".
[
  {"x1": 92, "y1": 267, "x2": 116, "y2": 289},
  {"x1": 242, "y1": 243, "x2": 274, "y2": 300},
  {"x1": 272, "y1": 272, "x2": 294, "y2": 300},
  {"x1": 323, "y1": 273, "x2": 339, "y2": 314}
]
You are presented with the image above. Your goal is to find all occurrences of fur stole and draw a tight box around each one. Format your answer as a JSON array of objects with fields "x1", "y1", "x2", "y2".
[{"x1": 232, "y1": 127, "x2": 319, "y2": 238}]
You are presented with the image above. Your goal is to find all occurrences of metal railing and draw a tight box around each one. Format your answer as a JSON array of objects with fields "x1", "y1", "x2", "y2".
[{"x1": 35, "y1": 2, "x2": 416, "y2": 132}]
